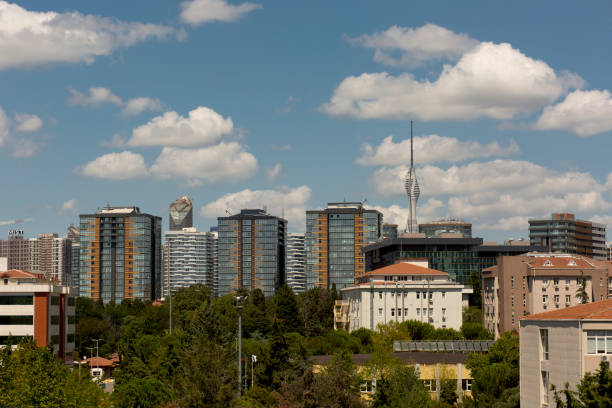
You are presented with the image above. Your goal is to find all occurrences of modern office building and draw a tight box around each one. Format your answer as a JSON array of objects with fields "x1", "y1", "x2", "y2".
[
  {"x1": 67, "y1": 225, "x2": 80, "y2": 295},
  {"x1": 305, "y1": 202, "x2": 382, "y2": 290},
  {"x1": 27, "y1": 234, "x2": 72, "y2": 286},
  {"x1": 338, "y1": 261, "x2": 472, "y2": 331},
  {"x1": 382, "y1": 224, "x2": 398, "y2": 240},
  {"x1": 529, "y1": 213, "x2": 607, "y2": 260},
  {"x1": 217, "y1": 209, "x2": 286, "y2": 297},
  {"x1": 0, "y1": 230, "x2": 30, "y2": 271},
  {"x1": 163, "y1": 227, "x2": 217, "y2": 297},
  {"x1": 79, "y1": 206, "x2": 162, "y2": 303},
  {"x1": 286, "y1": 233, "x2": 306, "y2": 294},
  {"x1": 483, "y1": 253, "x2": 612, "y2": 338},
  {"x1": 169, "y1": 196, "x2": 193, "y2": 231},
  {"x1": 0, "y1": 269, "x2": 76, "y2": 363},
  {"x1": 519, "y1": 299, "x2": 612, "y2": 408},
  {"x1": 419, "y1": 219, "x2": 472, "y2": 238},
  {"x1": 363, "y1": 236, "x2": 545, "y2": 285}
]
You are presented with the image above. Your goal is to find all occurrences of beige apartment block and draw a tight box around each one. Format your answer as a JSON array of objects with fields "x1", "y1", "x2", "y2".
[
  {"x1": 519, "y1": 299, "x2": 612, "y2": 408},
  {"x1": 482, "y1": 254, "x2": 611, "y2": 338}
]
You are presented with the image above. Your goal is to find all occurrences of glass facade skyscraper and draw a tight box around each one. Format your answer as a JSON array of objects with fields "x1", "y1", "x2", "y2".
[
  {"x1": 305, "y1": 202, "x2": 382, "y2": 290},
  {"x1": 79, "y1": 206, "x2": 162, "y2": 303},
  {"x1": 217, "y1": 209, "x2": 286, "y2": 297}
]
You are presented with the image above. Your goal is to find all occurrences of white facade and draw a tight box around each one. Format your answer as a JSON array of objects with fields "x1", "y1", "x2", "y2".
[
  {"x1": 340, "y1": 262, "x2": 471, "y2": 331},
  {"x1": 286, "y1": 233, "x2": 305, "y2": 294},
  {"x1": 28, "y1": 234, "x2": 72, "y2": 285},
  {"x1": 163, "y1": 228, "x2": 217, "y2": 297}
]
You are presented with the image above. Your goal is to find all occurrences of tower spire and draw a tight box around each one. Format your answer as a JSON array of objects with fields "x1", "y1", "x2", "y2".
[
  {"x1": 410, "y1": 119, "x2": 414, "y2": 168},
  {"x1": 404, "y1": 120, "x2": 420, "y2": 233}
]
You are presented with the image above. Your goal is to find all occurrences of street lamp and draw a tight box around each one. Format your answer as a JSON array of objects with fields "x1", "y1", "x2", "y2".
[
  {"x1": 233, "y1": 295, "x2": 248, "y2": 397},
  {"x1": 91, "y1": 338, "x2": 103, "y2": 375}
]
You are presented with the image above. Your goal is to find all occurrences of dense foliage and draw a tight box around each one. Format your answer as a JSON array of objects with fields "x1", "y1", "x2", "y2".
[{"x1": 553, "y1": 361, "x2": 612, "y2": 407}]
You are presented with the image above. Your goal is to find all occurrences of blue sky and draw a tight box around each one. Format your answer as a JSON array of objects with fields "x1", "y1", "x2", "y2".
[{"x1": 1, "y1": 0, "x2": 612, "y2": 242}]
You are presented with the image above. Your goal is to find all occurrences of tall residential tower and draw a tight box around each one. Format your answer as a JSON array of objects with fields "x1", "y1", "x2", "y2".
[
  {"x1": 286, "y1": 233, "x2": 306, "y2": 294},
  {"x1": 169, "y1": 196, "x2": 193, "y2": 231}
]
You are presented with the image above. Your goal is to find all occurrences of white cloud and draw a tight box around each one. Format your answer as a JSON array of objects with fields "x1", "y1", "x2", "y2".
[
  {"x1": 180, "y1": 0, "x2": 261, "y2": 26},
  {"x1": 149, "y1": 142, "x2": 257, "y2": 184},
  {"x1": 68, "y1": 87, "x2": 122, "y2": 107},
  {"x1": 11, "y1": 137, "x2": 42, "y2": 158},
  {"x1": 200, "y1": 185, "x2": 312, "y2": 231},
  {"x1": 357, "y1": 134, "x2": 519, "y2": 166},
  {"x1": 0, "y1": 1, "x2": 181, "y2": 70},
  {"x1": 266, "y1": 163, "x2": 282, "y2": 183},
  {"x1": 121, "y1": 97, "x2": 162, "y2": 117},
  {"x1": 349, "y1": 23, "x2": 479, "y2": 67},
  {"x1": 535, "y1": 89, "x2": 612, "y2": 136},
  {"x1": 323, "y1": 42, "x2": 584, "y2": 121},
  {"x1": 0, "y1": 106, "x2": 8, "y2": 146},
  {"x1": 128, "y1": 106, "x2": 233, "y2": 147},
  {"x1": 100, "y1": 134, "x2": 127, "y2": 148},
  {"x1": 80, "y1": 151, "x2": 148, "y2": 180},
  {"x1": 14, "y1": 113, "x2": 42, "y2": 132},
  {"x1": 370, "y1": 199, "x2": 445, "y2": 229},
  {"x1": 60, "y1": 199, "x2": 78, "y2": 214},
  {"x1": 0, "y1": 218, "x2": 32, "y2": 226}
]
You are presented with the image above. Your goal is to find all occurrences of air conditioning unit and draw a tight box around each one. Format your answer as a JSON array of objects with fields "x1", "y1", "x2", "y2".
[{"x1": 602, "y1": 355, "x2": 609, "y2": 362}]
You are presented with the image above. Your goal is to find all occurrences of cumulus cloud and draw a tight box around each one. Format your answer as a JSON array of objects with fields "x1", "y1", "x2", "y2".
[
  {"x1": 323, "y1": 42, "x2": 584, "y2": 121},
  {"x1": 349, "y1": 23, "x2": 479, "y2": 67},
  {"x1": 357, "y1": 134, "x2": 519, "y2": 166},
  {"x1": 11, "y1": 137, "x2": 42, "y2": 158},
  {"x1": 200, "y1": 185, "x2": 311, "y2": 231},
  {"x1": 128, "y1": 106, "x2": 234, "y2": 147},
  {"x1": 370, "y1": 199, "x2": 445, "y2": 229},
  {"x1": 79, "y1": 151, "x2": 148, "y2": 180},
  {"x1": 14, "y1": 113, "x2": 42, "y2": 132},
  {"x1": 535, "y1": 89, "x2": 612, "y2": 136},
  {"x1": 121, "y1": 97, "x2": 162, "y2": 117},
  {"x1": 68, "y1": 87, "x2": 122, "y2": 107},
  {"x1": 61, "y1": 198, "x2": 77, "y2": 211},
  {"x1": 266, "y1": 163, "x2": 282, "y2": 182},
  {"x1": 0, "y1": 1, "x2": 181, "y2": 70},
  {"x1": 180, "y1": 0, "x2": 261, "y2": 26},
  {"x1": 149, "y1": 142, "x2": 257, "y2": 184}
]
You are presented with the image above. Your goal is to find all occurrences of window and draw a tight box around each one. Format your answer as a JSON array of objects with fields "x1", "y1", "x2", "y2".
[
  {"x1": 565, "y1": 279, "x2": 571, "y2": 285},
  {"x1": 404, "y1": 308, "x2": 408, "y2": 316},
  {"x1": 442, "y1": 308, "x2": 446, "y2": 315},
  {"x1": 0, "y1": 316, "x2": 33, "y2": 325},
  {"x1": 554, "y1": 295, "x2": 560, "y2": 304},
  {"x1": 601, "y1": 278, "x2": 604, "y2": 287},
  {"x1": 397, "y1": 308, "x2": 402, "y2": 317},
  {"x1": 511, "y1": 276, "x2": 514, "y2": 289},
  {"x1": 511, "y1": 295, "x2": 515, "y2": 307},
  {"x1": 586, "y1": 331, "x2": 612, "y2": 354},
  {"x1": 542, "y1": 371, "x2": 549, "y2": 405},
  {"x1": 554, "y1": 278, "x2": 559, "y2": 286},
  {"x1": 540, "y1": 329, "x2": 549, "y2": 360},
  {"x1": 442, "y1": 291, "x2": 446, "y2": 299},
  {"x1": 67, "y1": 334, "x2": 75, "y2": 343},
  {"x1": 50, "y1": 296, "x2": 60, "y2": 306},
  {"x1": 429, "y1": 292, "x2": 433, "y2": 299},
  {"x1": 566, "y1": 295, "x2": 571, "y2": 303},
  {"x1": 360, "y1": 381, "x2": 374, "y2": 393},
  {"x1": 51, "y1": 315, "x2": 60, "y2": 325},
  {"x1": 379, "y1": 292, "x2": 382, "y2": 299},
  {"x1": 416, "y1": 292, "x2": 420, "y2": 299},
  {"x1": 378, "y1": 308, "x2": 382, "y2": 316},
  {"x1": 416, "y1": 308, "x2": 420, "y2": 316},
  {"x1": 542, "y1": 279, "x2": 548, "y2": 286},
  {"x1": 523, "y1": 277, "x2": 526, "y2": 289},
  {"x1": 50, "y1": 335, "x2": 59, "y2": 345},
  {"x1": 462, "y1": 379, "x2": 472, "y2": 391},
  {"x1": 391, "y1": 308, "x2": 395, "y2": 317},
  {"x1": 0, "y1": 296, "x2": 33, "y2": 305},
  {"x1": 67, "y1": 297, "x2": 75, "y2": 307},
  {"x1": 422, "y1": 379, "x2": 434, "y2": 392},
  {"x1": 523, "y1": 293, "x2": 526, "y2": 307},
  {"x1": 68, "y1": 315, "x2": 76, "y2": 324},
  {"x1": 542, "y1": 295, "x2": 548, "y2": 304}
]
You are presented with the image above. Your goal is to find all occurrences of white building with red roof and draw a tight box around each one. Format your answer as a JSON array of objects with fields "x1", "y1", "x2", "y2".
[
  {"x1": 519, "y1": 298, "x2": 612, "y2": 407},
  {"x1": 338, "y1": 261, "x2": 472, "y2": 331}
]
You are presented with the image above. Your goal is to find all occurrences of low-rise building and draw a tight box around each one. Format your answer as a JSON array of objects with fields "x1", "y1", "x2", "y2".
[
  {"x1": 339, "y1": 262, "x2": 472, "y2": 331},
  {"x1": 519, "y1": 298, "x2": 612, "y2": 408},
  {"x1": 482, "y1": 253, "x2": 612, "y2": 338},
  {"x1": 0, "y1": 269, "x2": 75, "y2": 363}
]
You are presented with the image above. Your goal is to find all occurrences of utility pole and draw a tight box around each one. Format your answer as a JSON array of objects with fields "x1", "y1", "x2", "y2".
[
  {"x1": 233, "y1": 295, "x2": 248, "y2": 397},
  {"x1": 91, "y1": 338, "x2": 103, "y2": 374}
]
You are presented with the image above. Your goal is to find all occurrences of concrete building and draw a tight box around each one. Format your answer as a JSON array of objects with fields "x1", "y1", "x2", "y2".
[
  {"x1": 364, "y1": 237, "x2": 545, "y2": 285},
  {"x1": 519, "y1": 299, "x2": 612, "y2": 408},
  {"x1": 529, "y1": 213, "x2": 607, "y2": 260},
  {"x1": 482, "y1": 253, "x2": 612, "y2": 338},
  {"x1": 338, "y1": 262, "x2": 472, "y2": 331},
  {"x1": 169, "y1": 196, "x2": 193, "y2": 231},
  {"x1": 163, "y1": 227, "x2": 217, "y2": 297},
  {"x1": 305, "y1": 202, "x2": 382, "y2": 290},
  {"x1": 0, "y1": 230, "x2": 30, "y2": 271},
  {"x1": 419, "y1": 219, "x2": 472, "y2": 238},
  {"x1": 286, "y1": 233, "x2": 306, "y2": 294},
  {"x1": 79, "y1": 206, "x2": 162, "y2": 303},
  {"x1": 217, "y1": 209, "x2": 286, "y2": 297},
  {"x1": 27, "y1": 233, "x2": 72, "y2": 286},
  {"x1": 67, "y1": 225, "x2": 80, "y2": 295},
  {"x1": 0, "y1": 269, "x2": 75, "y2": 363}
]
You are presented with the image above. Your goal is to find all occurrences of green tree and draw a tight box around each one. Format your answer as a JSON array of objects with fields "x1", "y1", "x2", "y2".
[
  {"x1": 468, "y1": 270, "x2": 482, "y2": 308},
  {"x1": 577, "y1": 273, "x2": 589, "y2": 304},
  {"x1": 553, "y1": 361, "x2": 612, "y2": 408},
  {"x1": 298, "y1": 287, "x2": 334, "y2": 337},
  {"x1": 304, "y1": 352, "x2": 364, "y2": 408},
  {"x1": 461, "y1": 322, "x2": 494, "y2": 340},
  {"x1": 274, "y1": 284, "x2": 300, "y2": 333}
]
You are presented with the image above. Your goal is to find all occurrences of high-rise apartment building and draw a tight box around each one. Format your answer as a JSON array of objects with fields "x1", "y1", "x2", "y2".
[
  {"x1": 0, "y1": 230, "x2": 30, "y2": 271},
  {"x1": 529, "y1": 213, "x2": 607, "y2": 260},
  {"x1": 27, "y1": 233, "x2": 72, "y2": 286},
  {"x1": 67, "y1": 225, "x2": 80, "y2": 295},
  {"x1": 217, "y1": 209, "x2": 286, "y2": 297},
  {"x1": 419, "y1": 219, "x2": 472, "y2": 238},
  {"x1": 305, "y1": 202, "x2": 382, "y2": 290},
  {"x1": 79, "y1": 206, "x2": 162, "y2": 303},
  {"x1": 169, "y1": 196, "x2": 193, "y2": 231},
  {"x1": 286, "y1": 233, "x2": 305, "y2": 294},
  {"x1": 382, "y1": 224, "x2": 398, "y2": 239},
  {"x1": 163, "y1": 227, "x2": 218, "y2": 297}
]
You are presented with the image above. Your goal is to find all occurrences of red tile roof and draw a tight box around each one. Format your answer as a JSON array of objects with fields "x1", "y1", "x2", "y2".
[
  {"x1": 521, "y1": 298, "x2": 612, "y2": 321},
  {"x1": 361, "y1": 262, "x2": 447, "y2": 277},
  {"x1": 529, "y1": 256, "x2": 594, "y2": 269},
  {"x1": 81, "y1": 356, "x2": 115, "y2": 367},
  {"x1": 0, "y1": 269, "x2": 42, "y2": 279}
]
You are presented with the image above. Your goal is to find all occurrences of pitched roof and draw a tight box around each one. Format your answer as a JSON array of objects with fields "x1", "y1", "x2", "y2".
[
  {"x1": 529, "y1": 255, "x2": 595, "y2": 269},
  {"x1": 81, "y1": 356, "x2": 114, "y2": 367},
  {"x1": 360, "y1": 262, "x2": 447, "y2": 277},
  {"x1": 521, "y1": 298, "x2": 612, "y2": 321},
  {"x1": 0, "y1": 269, "x2": 41, "y2": 279}
]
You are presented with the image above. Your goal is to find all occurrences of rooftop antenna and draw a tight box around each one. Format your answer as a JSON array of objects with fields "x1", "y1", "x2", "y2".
[
  {"x1": 225, "y1": 209, "x2": 232, "y2": 216},
  {"x1": 410, "y1": 119, "x2": 414, "y2": 168}
]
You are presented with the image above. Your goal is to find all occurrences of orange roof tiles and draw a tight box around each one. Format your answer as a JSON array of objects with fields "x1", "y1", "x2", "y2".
[
  {"x1": 522, "y1": 298, "x2": 612, "y2": 321},
  {"x1": 0, "y1": 269, "x2": 41, "y2": 279},
  {"x1": 361, "y1": 262, "x2": 447, "y2": 277},
  {"x1": 81, "y1": 356, "x2": 115, "y2": 367},
  {"x1": 529, "y1": 256, "x2": 594, "y2": 269}
]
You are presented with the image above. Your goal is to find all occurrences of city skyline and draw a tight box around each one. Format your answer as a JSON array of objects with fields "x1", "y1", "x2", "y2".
[{"x1": 1, "y1": 1, "x2": 612, "y2": 244}]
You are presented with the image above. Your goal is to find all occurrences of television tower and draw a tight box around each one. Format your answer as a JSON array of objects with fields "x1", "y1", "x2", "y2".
[{"x1": 404, "y1": 120, "x2": 420, "y2": 233}]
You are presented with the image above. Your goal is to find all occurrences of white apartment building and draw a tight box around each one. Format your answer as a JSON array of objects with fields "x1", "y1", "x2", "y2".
[
  {"x1": 0, "y1": 269, "x2": 75, "y2": 363},
  {"x1": 163, "y1": 227, "x2": 217, "y2": 297},
  {"x1": 286, "y1": 233, "x2": 306, "y2": 294},
  {"x1": 28, "y1": 234, "x2": 72, "y2": 286},
  {"x1": 339, "y1": 262, "x2": 472, "y2": 331},
  {"x1": 520, "y1": 298, "x2": 612, "y2": 408}
]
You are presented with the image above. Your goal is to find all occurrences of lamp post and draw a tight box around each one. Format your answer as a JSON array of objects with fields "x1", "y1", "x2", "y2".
[
  {"x1": 91, "y1": 338, "x2": 103, "y2": 375},
  {"x1": 233, "y1": 295, "x2": 248, "y2": 397}
]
